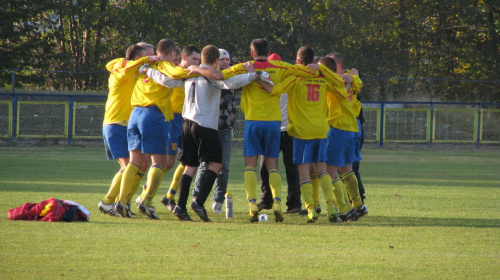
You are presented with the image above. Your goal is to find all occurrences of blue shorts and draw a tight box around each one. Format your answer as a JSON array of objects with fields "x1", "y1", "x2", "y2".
[
  {"x1": 166, "y1": 113, "x2": 183, "y2": 156},
  {"x1": 127, "y1": 106, "x2": 167, "y2": 155},
  {"x1": 325, "y1": 127, "x2": 356, "y2": 167},
  {"x1": 293, "y1": 138, "x2": 327, "y2": 164},
  {"x1": 103, "y1": 124, "x2": 129, "y2": 160},
  {"x1": 243, "y1": 120, "x2": 281, "y2": 158},
  {"x1": 353, "y1": 119, "x2": 363, "y2": 162}
]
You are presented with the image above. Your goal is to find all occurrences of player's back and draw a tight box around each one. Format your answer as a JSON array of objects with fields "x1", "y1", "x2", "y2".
[
  {"x1": 278, "y1": 75, "x2": 330, "y2": 140},
  {"x1": 131, "y1": 60, "x2": 188, "y2": 121},
  {"x1": 104, "y1": 57, "x2": 146, "y2": 125},
  {"x1": 326, "y1": 86, "x2": 358, "y2": 132},
  {"x1": 223, "y1": 60, "x2": 317, "y2": 121}
]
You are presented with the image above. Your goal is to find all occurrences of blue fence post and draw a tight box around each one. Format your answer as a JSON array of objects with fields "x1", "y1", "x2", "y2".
[
  {"x1": 476, "y1": 104, "x2": 481, "y2": 149},
  {"x1": 11, "y1": 69, "x2": 15, "y2": 93},
  {"x1": 12, "y1": 94, "x2": 17, "y2": 142},
  {"x1": 379, "y1": 102, "x2": 384, "y2": 147},
  {"x1": 429, "y1": 101, "x2": 434, "y2": 148},
  {"x1": 68, "y1": 96, "x2": 73, "y2": 144}
]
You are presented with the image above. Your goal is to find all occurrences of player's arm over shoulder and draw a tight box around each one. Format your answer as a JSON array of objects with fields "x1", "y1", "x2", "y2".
[
  {"x1": 349, "y1": 71, "x2": 363, "y2": 94},
  {"x1": 280, "y1": 61, "x2": 318, "y2": 79},
  {"x1": 319, "y1": 64, "x2": 346, "y2": 88},
  {"x1": 222, "y1": 63, "x2": 247, "y2": 79},
  {"x1": 326, "y1": 81, "x2": 349, "y2": 99},
  {"x1": 271, "y1": 75, "x2": 297, "y2": 95},
  {"x1": 157, "y1": 61, "x2": 191, "y2": 79}
]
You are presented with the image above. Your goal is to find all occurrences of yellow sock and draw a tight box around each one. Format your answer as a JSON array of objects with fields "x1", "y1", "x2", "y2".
[
  {"x1": 318, "y1": 172, "x2": 334, "y2": 203},
  {"x1": 310, "y1": 173, "x2": 320, "y2": 207},
  {"x1": 331, "y1": 177, "x2": 348, "y2": 214},
  {"x1": 126, "y1": 170, "x2": 144, "y2": 204},
  {"x1": 342, "y1": 171, "x2": 363, "y2": 209},
  {"x1": 167, "y1": 164, "x2": 185, "y2": 199},
  {"x1": 269, "y1": 169, "x2": 282, "y2": 201},
  {"x1": 118, "y1": 163, "x2": 140, "y2": 204},
  {"x1": 300, "y1": 181, "x2": 314, "y2": 210},
  {"x1": 244, "y1": 167, "x2": 257, "y2": 203},
  {"x1": 141, "y1": 165, "x2": 167, "y2": 206},
  {"x1": 103, "y1": 172, "x2": 122, "y2": 204}
]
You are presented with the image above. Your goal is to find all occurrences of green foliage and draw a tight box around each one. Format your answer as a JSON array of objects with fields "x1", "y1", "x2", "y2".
[{"x1": 1, "y1": 0, "x2": 499, "y2": 101}]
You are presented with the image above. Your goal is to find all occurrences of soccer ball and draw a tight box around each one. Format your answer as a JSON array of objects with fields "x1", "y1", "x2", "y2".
[{"x1": 258, "y1": 214, "x2": 268, "y2": 222}]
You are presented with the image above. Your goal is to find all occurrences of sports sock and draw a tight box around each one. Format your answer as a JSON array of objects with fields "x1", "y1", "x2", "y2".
[
  {"x1": 331, "y1": 177, "x2": 348, "y2": 214},
  {"x1": 127, "y1": 170, "x2": 144, "y2": 204},
  {"x1": 167, "y1": 164, "x2": 185, "y2": 199},
  {"x1": 310, "y1": 173, "x2": 320, "y2": 208},
  {"x1": 103, "y1": 171, "x2": 122, "y2": 204},
  {"x1": 244, "y1": 167, "x2": 257, "y2": 202},
  {"x1": 177, "y1": 174, "x2": 193, "y2": 210},
  {"x1": 342, "y1": 171, "x2": 363, "y2": 209},
  {"x1": 141, "y1": 165, "x2": 167, "y2": 206},
  {"x1": 118, "y1": 163, "x2": 140, "y2": 204},
  {"x1": 268, "y1": 169, "x2": 282, "y2": 201},
  {"x1": 299, "y1": 181, "x2": 314, "y2": 210},
  {"x1": 193, "y1": 169, "x2": 218, "y2": 206},
  {"x1": 318, "y1": 172, "x2": 334, "y2": 203}
]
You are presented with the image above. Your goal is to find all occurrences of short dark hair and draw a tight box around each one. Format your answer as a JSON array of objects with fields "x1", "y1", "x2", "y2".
[
  {"x1": 201, "y1": 45, "x2": 220, "y2": 65},
  {"x1": 157, "y1": 39, "x2": 177, "y2": 57},
  {"x1": 182, "y1": 45, "x2": 201, "y2": 57},
  {"x1": 318, "y1": 56, "x2": 337, "y2": 72},
  {"x1": 297, "y1": 46, "x2": 314, "y2": 66},
  {"x1": 125, "y1": 44, "x2": 146, "y2": 60},
  {"x1": 313, "y1": 56, "x2": 322, "y2": 64},
  {"x1": 250, "y1": 39, "x2": 270, "y2": 57},
  {"x1": 327, "y1": 52, "x2": 345, "y2": 68}
]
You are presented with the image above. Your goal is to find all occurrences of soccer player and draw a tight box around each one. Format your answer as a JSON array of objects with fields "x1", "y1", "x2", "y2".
[
  {"x1": 98, "y1": 44, "x2": 158, "y2": 217},
  {"x1": 114, "y1": 38, "x2": 190, "y2": 219},
  {"x1": 191, "y1": 48, "x2": 238, "y2": 214},
  {"x1": 221, "y1": 38, "x2": 320, "y2": 223},
  {"x1": 258, "y1": 53, "x2": 302, "y2": 214},
  {"x1": 140, "y1": 45, "x2": 271, "y2": 221},
  {"x1": 321, "y1": 55, "x2": 368, "y2": 221},
  {"x1": 158, "y1": 45, "x2": 201, "y2": 212},
  {"x1": 328, "y1": 53, "x2": 367, "y2": 204},
  {"x1": 258, "y1": 47, "x2": 347, "y2": 223}
]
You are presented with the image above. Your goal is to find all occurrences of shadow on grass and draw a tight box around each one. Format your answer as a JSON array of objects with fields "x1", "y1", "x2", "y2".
[
  {"x1": 331, "y1": 215, "x2": 500, "y2": 228},
  {"x1": 365, "y1": 179, "x2": 500, "y2": 188}
]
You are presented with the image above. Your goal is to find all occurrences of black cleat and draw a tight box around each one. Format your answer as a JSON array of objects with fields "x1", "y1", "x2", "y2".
[
  {"x1": 173, "y1": 206, "x2": 193, "y2": 221},
  {"x1": 160, "y1": 196, "x2": 176, "y2": 212},
  {"x1": 115, "y1": 201, "x2": 132, "y2": 218},
  {"x1": 352, "y1": 205, "x2": 368, "y2": 221},
  {"x1": 191, "y1": 201, "x2": 210, "y2": 222}
]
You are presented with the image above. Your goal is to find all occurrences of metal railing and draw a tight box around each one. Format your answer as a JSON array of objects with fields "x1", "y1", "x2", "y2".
[{"x1": 0, "y1": 93, "x2": 499, "y2": 147}]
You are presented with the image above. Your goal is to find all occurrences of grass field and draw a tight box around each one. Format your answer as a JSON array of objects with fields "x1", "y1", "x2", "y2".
[{"x1": 0, "y1": 145, "x2": 499, "y2": 279}]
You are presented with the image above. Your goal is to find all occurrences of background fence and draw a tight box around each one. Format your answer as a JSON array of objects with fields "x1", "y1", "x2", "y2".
[{"x1": 0, "y1": 93, "x2": 499, "y2": 147}]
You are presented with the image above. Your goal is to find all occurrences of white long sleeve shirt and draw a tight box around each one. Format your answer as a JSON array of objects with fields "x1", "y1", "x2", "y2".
[{"x1": 146, "y1": 65, "x2": 257, "y2": 130}]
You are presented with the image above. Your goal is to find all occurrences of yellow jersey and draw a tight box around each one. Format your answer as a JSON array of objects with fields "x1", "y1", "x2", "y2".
[
  {"x1": 131, "y1": 60, "x2": 190, "y2": 121},
  {"x1": 319, "y1": 65, "x2": 359, "y2": 132},
  {"x1": 222, "y1": 60, "x2": 319, "y2": 121},
  {"x1": 348, "y1": 71, "x2": 363, "y2": 117},
  {"x1": 171, "y1": 87, "x2": 185, "y2": 114},
  {"x1": 103, "y1": 56, "x2": 149, "y2": 126},
  {"x1": 271, "y1": 75, "x2": 336, "y2": 139},
  {"x1": 325, "y1": 84, "x2": 358, "y2": 132}
]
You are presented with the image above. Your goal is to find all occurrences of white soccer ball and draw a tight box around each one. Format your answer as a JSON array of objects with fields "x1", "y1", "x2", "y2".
[{"x1": 258, "y1": 213, "x2": 268, "y2": 222}]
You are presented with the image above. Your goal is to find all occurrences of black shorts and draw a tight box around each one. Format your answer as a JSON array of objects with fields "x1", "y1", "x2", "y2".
[{"x1": 180, "y1": 119, "x2": 222, "y2": 167}]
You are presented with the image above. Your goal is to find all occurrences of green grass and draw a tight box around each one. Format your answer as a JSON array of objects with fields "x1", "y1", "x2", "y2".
[{"x1": 0, "y1": 146, "x2": 499, "y2": 279}]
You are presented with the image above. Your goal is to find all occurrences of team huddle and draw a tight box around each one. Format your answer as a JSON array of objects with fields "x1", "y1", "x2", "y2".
[{"x1": 98, "y1": 38, "x2": 368, "y2": 224}]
